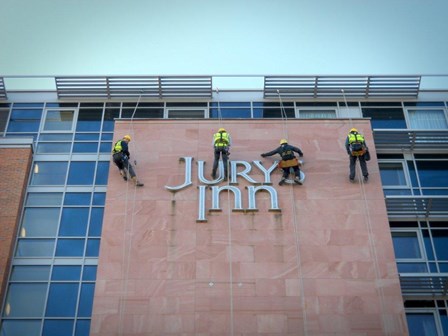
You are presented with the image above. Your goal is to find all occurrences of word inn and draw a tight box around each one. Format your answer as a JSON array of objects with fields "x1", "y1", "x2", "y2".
[{"x1": 165, "y1": 157, "x2": 282, "y2": 222}]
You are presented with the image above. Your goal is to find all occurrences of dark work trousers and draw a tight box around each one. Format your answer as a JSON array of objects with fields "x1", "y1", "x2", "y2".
[
  {"x1": 349, "y1": 154, "x2": 368, "y2": 179},
  {"x1": 281, "y1": 165, "x2": 300, "y2": 179},
  {"x1": 113, "y1": 153, "x2": 136, "y2": 178},
  {"x1": 212, "y1": 146, "x2": 229, "y2": 178}
]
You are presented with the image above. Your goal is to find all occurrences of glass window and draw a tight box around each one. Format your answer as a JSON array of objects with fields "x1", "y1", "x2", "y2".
[
  {"x1": 0, "y1": 108, "x2": 10, "y2": 134},
  {"x1": 21, "y1": 208, "x2": 60, "y2": 237},
  {"x1": 253, "y1": 102, "x2": 295, "y2": 119},
  {"x1": 43, "y1": 320, "x2": 74, "y2": 336},
  {"x1": 86, "y1": 239, "x2": 100, "y2": 257},
  {"x1": 406, "y1": 312, "x2": 438, "y2": 336},
  {"x1": 209, "y1": 105, "x2": 251, "y2": 118},
  {"x1": 362, "y1": 107, "x2": 406, "y2": 129},
  {"x1": 52, "y1": 266, "x2": 81, "y2": 281},
  {"x1": 168, "y1": 109, "x2": 205, "y2": 118},
  {"x1": 392, "y1": 232, "x2": 422, "y2": 259},
  {"x1": 408, "y1": 109, "x2": 448, "y2": 129},
  {"x1": 7, "y1": 109, "x2": 43, "y2": 132},
  {"x1": 299, "y1": 109, "x2": 336, "y2": 118},
  {"x1": 11, "y1": 266, "x2": 50, "y2": 281},
  {"x1": 432, "y1": 230, "x2": 448, "y2": 260},
  {"x1": 103, "y1": 108, "x2": 120, "y2": 131},
  {"x1": 55, "y1": 239, "x2": 84, "y2": 257},
  {"x1": 92, "y1": 192, "x2": 106, "y2": 205},
  {"x1": 64, "y1": 192, "x2": 91, "y2": 206},
  {"x1": 39, "y1": 133, "x2": 73, "y2": 141},
  {"x1": 43, "y1": 110, "x2": 75, "y2": 131},
  {"x1": 73, "y1": 142, "x2": 99, "y2": 153},
  {"x1": 416, "y1": 161, "x2": 448, "y2": 188},
  {"x1": 45, "y1": 283, "x2": 79, "y2": 317},
  {"x1": 16, "y1": 239, "x2": 55, "y2": 257},
  {"x1": 121, "y1": 108, "x2": 163, "y2": 118},
  {"x1": 78, "y1": 283, "x2": 95, "y2": 317},
  {"x1": 396, "y1": 263, "x2": 428, "y2": 273},
  {"x1": 59, "y1": 208, "x2": 89, "y2": 236},
  {"x1": 26, "y1": 193, "x2": 63, "y2": 206},
  {"x1": 67, "y1": 162, "x2": 96, "y2": 185},
  {"x1": 36, "y1": 142, "x2": 72, "y2": 153},
  {"x1": 82, "y1": 266, "x2": 97, "y2": 281},
  {"x1": 379, "y1": 162, "x2": 407, "y2": 186},
  {"x1": 75, "y1": 133, "x2": 100, "y2": 140},
  {"x1": 89, "y1": 208, "x2": 104, "y2": 236},
  {"x1": 0, "y1": 320, "x2": 41, "y2": 336},
  {"x1": 75, "y1": 320, "x2": 91, "y2": 336},
  {"x1": 31, "y1": 162, "x2": 68, "y2": 185},
  {"x1": 95, "y1": 161, "x2": 110, "y2": 185},
  {"x1": 99, "y1": 141, "x2": 113, "y2": 153},
  {"x1": 3, "y1": 283, "x2": 47, "y2": 317},
  {"x1": 76, "y1": 109, "x2": 102, "y2": 131}
]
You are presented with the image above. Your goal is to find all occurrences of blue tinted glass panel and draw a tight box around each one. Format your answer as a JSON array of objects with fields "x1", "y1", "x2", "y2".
[
  {"x1": 78, "y1": 283, "x2": 95, "y2": 317},
  {"x1": 421, "y1": 189, "x2": 448, "y2": 195},
  {"x1": 73, "y1": 142, "x2": 99, "y2": 153},
  {"x1": 407, "y1": 161, "x2": 419, "y2": 187},
  {"x1": 100, "y1": 141, "x2": 112, "y2": 153},
  {"x1": 103, "y1": 109, "x2": 120, "y2": 132},
  {"x1": 36, "y1": 142, "x2": 71, "y2": 153},
  {"x1": 64, "y1": 192, "x2": 91, "y2": 205},
  {"x1": 67, "y1": 162, "x2": 95, "y2": 185},
  {"x1": 406, "y1": 313, "x2": 437, "y2": 336},
  {"x1": 43, "y1": 110, "x2": 74, "y2": 131},
  {"x1": 22, "y1": 208, "x2": 60, "y2": 236},
  {"x1": 75, "y1": 133, "x2": 100, "y2": 140},
  {"x1": 253, "y1": 108, "x2": 263, "y2": 118},
  {"x1": 59, "y1": 208, "x2": 89, "y2": 236},
  {"x1": 0, "y1": 320, "x2": 41, "y2": 336},
  {"x1": 31, "y1": 162, "x2": 68, "y2": 185},
  {"x1": 14, "y1": 103, "x2": 44, "y2": 108},
  {"x1": 16, "y1": 239, "x2": 55, "y2": 257},
  {"x1": 75, "y1": 320, "x2": 91, "y2": 336},
  {"x1": 76, "y1": 109, "x2": 102, "y2": 131},
  {"x1": 210, "y1": 108, "x2": 251, "y2": 118},
  {"x1": 10, "y1": 109, "x2": 42, "y2": 119},
  {"x1": 92, "y1": 192, "x2": 106, "y2": 205},
  {"x1": 408, "y1": 109, "x2": 448, "y2": 129},
  {"x1": 7, "y1": 120, "x2": 40, "y2": 132},
  {"x1": 39, "y1": 133, "x2": 73, "y2": 140},
  {"x1": 82, "y1": 266, "x2": 97, "y2": 281},
  {"x1": 55, "y1": 239, "x2": 84, "y2": 257},
  {"x1": 52, "y1": 266, "x2": 81, "y2": 281},
  {"x1": 439, "y1": 263, "x2": 448, "y2": 272},
  {"x1": 46, "y1": 283, "x2": 79, "y2": 317},
  {"x1": 89, "y1": 208, "x2": 104, "y2": 236},
  {"x1": 392, "y1": 232, "x2": 421, "y2": 258},
  {"x1": 379, "y1": 163, "x2": 406, "y2": 186},
  {"x1": 11, "y1": 265, "x2": 50, "y2": 281},
  {"x1": 432, "y1": 230, "x2": 448, "y2": 260},
  {"x1": 417, "y1": 161, "x2": 448, "y2": 187},
  {"x1": 86, "y1": 239, "x2": 100, "y2": 257},
  {"x1": 422, "y1": 230, "x2": 435, "y2": 260},
  {"x1": 441, "y1": 310, "x2": 448, "y2": 336},
  {"x1": 95, "y1": 161, "x2": 110, "y2": 185},
  {"x1": 43, "y1": 320, "x2": 74, "y2": 336},
  {"x1": 4, "y1": 283, "x2": 47, "y2": 317},
  {"x1": 101, "y1": 133, "x2": 113, "y2": 140},
  {"x1": 383, "y1": 189, "x2": 412, "y2": 196},
  {"x1": 362, "y1": 108, "x2": 406, "y2": 129},
  {"x1": 396, "y1": 263, "x2": 428, "y2": 272}
]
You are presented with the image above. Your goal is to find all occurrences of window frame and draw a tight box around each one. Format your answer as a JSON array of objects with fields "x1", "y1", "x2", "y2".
[{"x1": 40, "y1": 108, "x2": 78, "y2": 133}]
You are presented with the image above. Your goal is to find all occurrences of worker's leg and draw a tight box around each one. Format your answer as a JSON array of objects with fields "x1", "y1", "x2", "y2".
[
  {"x1": 359, "y1": 155, "x2": 369, "y2": 181},
  {"x1": 212, "y1": 148, "x2": 220, "y2": 178},
  {"x1": 222, "y1": 148, "x2": 229, "y2": 179},
  {"x1": 292, "y1": 166, "x2": 302, "y2": 184},
  {"x1": 349, "y1": 155, "x2": 357, "y2": 180}
]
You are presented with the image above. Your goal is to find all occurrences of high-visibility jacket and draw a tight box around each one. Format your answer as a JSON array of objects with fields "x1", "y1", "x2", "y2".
[
  {"x1": 348, "y1": 133, "x2": 365, "y2": 144},
  {"x1": 213, "y1": 132, "x2": 230, "y2": 147},
  {"x1": 113, "y1": 140, "x2": 123, "y2": 153}
]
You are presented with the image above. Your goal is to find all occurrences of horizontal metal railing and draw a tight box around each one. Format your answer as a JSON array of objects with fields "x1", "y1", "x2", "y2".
[
  {"x1": 374, "y1": 129, "x2": 448, "y2": 152},
  {"x1": 399, "y1": 273, "x2": 448, "y2": 298},
  {"x1": 385, "y1": 196, "x2": 448, "y2": 218},
  {"x1": 0, "y1": 77, "x2": 6, "y2": 100}
]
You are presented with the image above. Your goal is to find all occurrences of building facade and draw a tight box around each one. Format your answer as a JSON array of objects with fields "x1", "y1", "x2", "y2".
[{"x1": 0, "y1": 75, "x2": 447, "y2": 335}]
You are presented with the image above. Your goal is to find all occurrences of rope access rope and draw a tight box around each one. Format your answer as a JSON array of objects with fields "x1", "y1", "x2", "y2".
[{"x1": 341, "y1": 89, "x2": 389, "y2": 334}]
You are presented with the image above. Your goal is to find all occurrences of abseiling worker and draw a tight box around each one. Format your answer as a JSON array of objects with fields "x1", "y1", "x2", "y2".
[
  {"x1": 112, "y1": 135, "x2": 144, "y2": 187},
  {"x1": 212, "y1": 127, "x2": 232, "y2": 180},
  {"x1": 345, "y1": 128, "x2": 369, "y2": 182},
  {"x1": 261, "y1": 139, "x2": 304, "y2": 185}
]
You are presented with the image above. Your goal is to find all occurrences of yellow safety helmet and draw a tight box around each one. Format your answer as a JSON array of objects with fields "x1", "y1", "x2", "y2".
[
  {"x1": 350, "y1": 128, "x2": 358, "y2": 133},
  {"x1": 280, "y1": 139, "x2": 288, "y2": 145},
  {"x1": 218, "y1": 128, "x2": 226, "y2": 132},
  {"x1": 123, "y1": 135, "x2": 131, "y2": 141}
]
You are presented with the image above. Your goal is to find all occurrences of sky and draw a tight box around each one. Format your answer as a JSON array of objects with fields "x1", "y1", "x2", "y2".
[{"x1": 1, "y1": 0, "x2": 448, "y2": 82}]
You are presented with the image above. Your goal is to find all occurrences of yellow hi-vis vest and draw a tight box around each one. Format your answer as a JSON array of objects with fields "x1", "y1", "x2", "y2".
[
  {"x1": 348, "y1": 133, "x2": 366, "y2": 156},
  {"x1": 113, "y1": 140, "x2": 123, "y2": 153},
  {"x1": 213, "y1": 132, "x2": 230, "y2": 147}
]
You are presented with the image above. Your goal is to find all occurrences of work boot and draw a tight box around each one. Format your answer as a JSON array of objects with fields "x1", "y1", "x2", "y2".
[
  {"x1": 211, "y1": 171, "x2": 217, "y2": 179},
  {"x1": 363, "y1": 176, "x2": 369, "y2": 182},
  {"x1": 294, "y1": 177, "x2": 302, "y2": 185},
  {"x1": 278, "y1": 178, "x2": 286, "y2": 186},
  {"x1": 120, "y1": 170, "x2": 127, "y2": 181},
  {"x1": 132, "y1": 177, "x2": 144, "y2": 187},
  {"x1": 349, "y1": 176, "x2": 355, "y2": 183}
]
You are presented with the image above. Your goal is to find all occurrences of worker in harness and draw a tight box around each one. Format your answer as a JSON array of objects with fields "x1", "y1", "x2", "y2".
[
  {"x1": 345, "y1": 128, "x2": 369, "y2": 182},
  {"x1": 261, "y1": 139, "x2": 304, "y2": 185},
  {"x1": 212, "y1": 128, "x2": 232, "y2": 180},
  {"x1": 112, "y1": 135, "x2": 144, "y2": 187}
]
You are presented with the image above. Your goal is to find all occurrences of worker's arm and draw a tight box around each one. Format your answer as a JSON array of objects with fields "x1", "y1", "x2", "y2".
[
  {"x1": 261, "y1": 147, "x2": 280, "y2": 157},
  {"x1": 291, "y1": 145, "x2": 304, "y2": 157}
]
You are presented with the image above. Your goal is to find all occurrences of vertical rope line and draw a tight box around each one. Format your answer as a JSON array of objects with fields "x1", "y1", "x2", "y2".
[
  {"x1": 118, "y1": 92, "x2": 143, "y2": 335},
  {"x1": 342, "y1": 89, "x2": 389, "y2": 333},
  {"x1": 277, "y1": 90, "x2": 289, "y2": 140}
]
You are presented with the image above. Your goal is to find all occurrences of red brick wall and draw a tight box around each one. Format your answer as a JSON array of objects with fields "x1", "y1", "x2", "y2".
[{"x1": 0, "y1": 147, "x2": 32, "y2": 304}]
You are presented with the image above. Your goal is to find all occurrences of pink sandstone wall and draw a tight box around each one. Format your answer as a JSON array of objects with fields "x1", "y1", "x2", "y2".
[{"x1": 91, "y1": 119, "x2": 408, "y2": 335}]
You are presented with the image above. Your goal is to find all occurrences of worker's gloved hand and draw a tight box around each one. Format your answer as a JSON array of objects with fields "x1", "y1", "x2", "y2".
[
  {"x1": 261, "y1": 154, "x2": 267, "y2": 158},
  {"x1": 123, "y1": 155, "x2": 128, "y2": 160}
]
